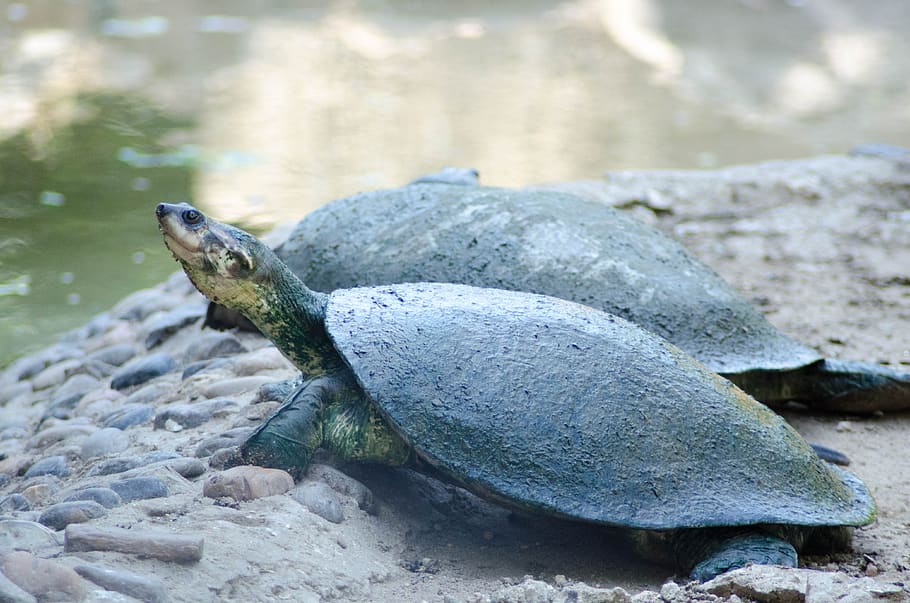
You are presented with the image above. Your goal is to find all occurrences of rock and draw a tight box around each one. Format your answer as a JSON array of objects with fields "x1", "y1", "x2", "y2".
[
  {"x1": 410, "y1": 166, "x2": 480, "y2": 186},
  {"x1": 202, "y1": 376, "x2": 274, "y2": 398},
  {"x1": 202, "y1": 465, "x2": 294, "y2": 501},
  {"x1": 123, "y1": 382, "x2": 173, "y2": 406},
  {"x1": 0, "y1": 551, "x2": 87, "y2": 602},
  {"x1": 141, "y1": 304, "x2": 206, "y2": 348},
  {"x1": 194, "y1": 428, "x2": 254, "y2": 458},
  {"x1": 102, "y1": 404, "x2": 155, "y2": 430},
  {"x1": 230, "y1": 347, "x2": 294, "y2": 375},
  {"x1": 23, "y1": 455, "x2": 70, "y2": 478},
  {"x1": 20, "y1": 479, "x2": 59, "y2": 505},
  {"x1": 110, "y1": 353, "x2": 177, "y2": 390},
  {"x1": 86, "y1": 343, "x2": 137, "y2": 367},
  {"x1": 0, "y1": 519, "x2": 62, "y2": 550},
  {"x1": 251, "y1": 377, "x2": 301, "y2": 403},
  {"x1": 64, "y1": 487, "x2": 122, "y2": 509},
  {"x1": 74, "y1": 563, "x2": 168, "y2": 603},
  {"x1": 164, "y1": 457, "x2": 206, "y2": 479},
  {"x1": 659, "y1": 581, "x2": 681, "y2": 601},
  {"x1": 0, "y1": 454, "x2": 32, "y2": 477},
  {"x1": 111, "y1": 288, "x2": 174, "y2": 321},
  {"x1": 700, "y1": 565, "x2": 907, "y2": 603},
  {"x1": 65, "y1": 524, "x2": 204, "y2": 562},
  {"x1": 80, "y1": 427, "x2": 130, "y2": 459},
  {"x1": 88, "y1": 451, "x2": 181, "y2": 477},
  {"x1": 153, "y1": 398, "x2": 238, "y2": 430},
  {"x1": 38, "y1": 500, "x2": 107, "y2": 530},
  {"x1": 291, "y1": 481, "x2": 345, "y2": 523},
  {"x1": 31, "y1": 358, "x2": 81, "y2": 391},
  {"x1": 0, "y1": 570, "x2": 36, "y2": 603},
  {"x1": 183, "y1": 331, "x2": 247, "y2": 363},
  {"x1": 182, "y1": 358, "x2": 230, "y2": 379},
  {"x1": 0, "y1": 494, "x2": 30, "y2": 512},
  {"x1": 307, "y1": 464, "x2": 375, "y2": 513},
  {"x1": 27, "y1": 423, "x2": 96, "y2": 449},
  {"x1": 108, "y1": 476, "x2": 168, "y2": 502}
]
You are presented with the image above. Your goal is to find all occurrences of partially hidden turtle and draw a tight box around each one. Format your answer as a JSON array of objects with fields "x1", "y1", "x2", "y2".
[
  {"x1": 157, "y1": 202, "x2": 876, "y2": 581},
  {"x1": 205, "y1": 182, "x2": 910, "y2": 414}
]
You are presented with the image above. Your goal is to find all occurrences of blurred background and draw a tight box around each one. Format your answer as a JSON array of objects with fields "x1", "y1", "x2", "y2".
[{"x1": 1, "y1": 0, "x2": 909, "y2": 366}]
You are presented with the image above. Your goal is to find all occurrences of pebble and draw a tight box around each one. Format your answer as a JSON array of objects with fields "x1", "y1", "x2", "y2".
[
  {"x1": 108, "y1": 476, "x2": 168, "y2": 502},
  {"x1": 64, "y1": 487, "x2": 123, "y2": 509},
  {"x1": 65, "y1": 524, "x2": 204, "y2": 562},
  {"x1": 23, "y1": 455, "x2": 71, "y2": 478},
  {"x1": 27, "y1": 423, "x2": 96, "y2": 449},
  {"x1": 38, "y1": 500, "x2": 108, "y2": 530},
  {"x1": 0, "y1": 519, "x2": 62, "y2": 550},
  {"x1": 30, "y1": 358, "x2": 81, "y2": 391},
  {"x1": 202, "y1": 376, "x2": 274, "y2": 398},
  {"x1": 102, "y1": 404, "x2": 155, "y2": 430},
  {"x1": 308, "y1": 463, "x2": 376, "y2": 513},
  {"x1": 0, "y1": 570, "x2": 35, "y2": 603},
  {"x1": 141, "y1": 304, "x2": 206, "y2": 348},
  {"x1": 194, "y1": 427, "x2": 254, "y2": 458},
  {"x1": 80, "y1": 427, "x2": 131, "y2": 459},
  {"x1": 111, "y1": 288, "x2": 174, "y2": 321},
  {"x1": 230, "y1": 346, "x2": 294, "y2": 375},
  {"x1": 153, "y1": 398, "x2": 238, "y2": 430},
  {"x1": 86, "y1": 343, "x2": 137, "y2": 367},
  {"x1": 183, "y1": 331, "x2": 247, "y2": 363},
  {"x1": 0, "y1": 494, "x2": 30, "y2": 512},
  {"x1": 182, "y1": 357, "x2": 231, "y2": 379},
  {"x1": 55, "y1": 373, "x2": 102, "y2": 401},
  {"x1": 202, "y1": 465, "x2": 294, "y2": 501},
  {"x1": 74, "y1": 563, "x2": 168, "y2": 603},
  {"x1": 110, "y1": 353, "x2": 177, "y2": 390},
  {"x1": 291, "y1": 481, "x2": 345, "y2": 523},
  {"x1": 20, "y1": 479, "x2": 59, "y2": 505},
  {"x1": 123, "y1": 382, "x2": 173, "y2": 406},
  {"x1": 164, "y1": 457, "x2": 207, "y2": 479},
  {"x1": 0, "y1": 551, "x2": 88, "y2": 602}
]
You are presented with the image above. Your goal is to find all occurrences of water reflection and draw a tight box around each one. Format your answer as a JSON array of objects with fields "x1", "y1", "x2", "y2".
[{"x1": 0, "y1": 0, "x2": 908, "y2": 365}]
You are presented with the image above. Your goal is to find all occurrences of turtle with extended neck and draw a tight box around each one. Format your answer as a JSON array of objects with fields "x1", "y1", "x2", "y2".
[
  {"x1": 156, "y1": 202, "x2": 875, "y2": 581},
  {"x1": 205, "y1": 182, "x2": 910, "y2": 414}
]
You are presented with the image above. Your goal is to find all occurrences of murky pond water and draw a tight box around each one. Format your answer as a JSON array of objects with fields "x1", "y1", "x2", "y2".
[{"x1": 1, "y1": 0, "x2": 909, "y2": 366}]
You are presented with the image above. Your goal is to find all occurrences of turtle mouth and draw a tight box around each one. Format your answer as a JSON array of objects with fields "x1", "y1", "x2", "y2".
[{"x1": 156, "y1": 204, "x2": 206, "y2": 265}]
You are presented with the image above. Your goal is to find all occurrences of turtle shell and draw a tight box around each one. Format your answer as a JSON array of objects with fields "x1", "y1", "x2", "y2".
[
  {"x1": 281, "y1": 185, "x2": 819, "y2": 375},
  {"x1": 324, "y1": 283, "x2": 874, "y2": 529}
]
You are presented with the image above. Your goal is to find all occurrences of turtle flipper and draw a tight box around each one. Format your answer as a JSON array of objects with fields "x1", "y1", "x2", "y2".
[{"x1": 678, "y1": 530, "x2": 797, "y2": 582}]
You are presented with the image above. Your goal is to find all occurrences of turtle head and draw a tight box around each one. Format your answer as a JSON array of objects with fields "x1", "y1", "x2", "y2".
[{"x1": 155, "y1": 202, "x2": 271, "y2": 309}]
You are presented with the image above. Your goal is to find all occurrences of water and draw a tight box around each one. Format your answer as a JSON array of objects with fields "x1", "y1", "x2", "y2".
[{"x1": 1, "y1": 0, "x2": 909, "y2": 366}]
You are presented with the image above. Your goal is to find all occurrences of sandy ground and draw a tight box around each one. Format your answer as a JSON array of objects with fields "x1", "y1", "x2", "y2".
[{"x1": 2, "y1": 153, "x2": 909, "y2": 602}]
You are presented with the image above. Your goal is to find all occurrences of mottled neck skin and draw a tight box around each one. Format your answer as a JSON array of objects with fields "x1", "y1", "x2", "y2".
[{"x1": 183, "y1": 250, "x2": 343, "y2": 377}]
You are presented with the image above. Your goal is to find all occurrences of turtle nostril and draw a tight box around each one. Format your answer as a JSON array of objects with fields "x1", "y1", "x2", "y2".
[{"x1": 155, "y1": 203, "x2": 168, "y2": 218}]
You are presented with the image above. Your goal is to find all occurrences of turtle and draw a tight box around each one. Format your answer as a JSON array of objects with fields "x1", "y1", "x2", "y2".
[
  {"x1": 204, "y1": 182, "x2": 910, "y2": 414},
  {"x1": 156, "y1": 202, "x2": 876, "y2": 581}
]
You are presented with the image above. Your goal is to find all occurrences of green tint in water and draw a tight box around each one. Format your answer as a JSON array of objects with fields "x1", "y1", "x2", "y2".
[{"x1": 0, "y1": 94, "x2": 195, "y2": 367}]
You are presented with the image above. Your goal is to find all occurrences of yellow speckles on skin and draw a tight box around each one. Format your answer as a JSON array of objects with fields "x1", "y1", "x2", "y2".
[{"x1": 322, "y1": 391, "x2": 411, "y2": 465}]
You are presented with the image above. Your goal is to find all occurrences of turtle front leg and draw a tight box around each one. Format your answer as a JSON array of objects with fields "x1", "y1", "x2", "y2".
[
  {"x1": 232, "y1": 370, "x2": 411, "y2": 478},
  {"x1": 674, "y1": 529, "x2": 798, "y2": 582}
]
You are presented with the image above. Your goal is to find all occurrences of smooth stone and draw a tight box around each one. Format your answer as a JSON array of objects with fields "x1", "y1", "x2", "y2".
[
  {"x1": 0, "y1": 381, "x2": 31, "y2": 406},
  {"x1": 38, "y1": 500, "x2": 107, "y2": 531},
  {"x1": 183, "y1": 332, "x2": 246, "y2": 363},
  {"x1": 0, "y1": 570, "x2": 35, "y2": 603},
  {"x1": 55, "y1": 373, "x2": 102, "y2": 400},
  {"x1": 41, "y1": 393, "x2": 85, "y2": 422},
  {"x1": 108, "y1": 476, "x2": 168, "y2": 502},
  {"x1": 23, "y1": 456, "x2": 70, "y2": 479},
  {"x1": 80, "y1": 428, "x2": 130, "y2": 460},
  {"x1": 307, "y1": 464, "x2": 376, "y2": 513},
  {"x1": 182, "y1": 358, "x2": 231, "y2": 379},
  {"x1": 0, "y1": 519, "x2": 62, "y2": 550},
  {"x1": 251, "y1": 377, "x2": 301, "y2": 404},
  {"x1": 86, "y1": 344, "x2": 137, "y2": 367},
  {"x1": 64, "y1": 487, "x2": 122, "y2": 509},
  {"x1": 74, "y1": 563, "x2": 167, "y2": 603},
  {"x1": 31, "y1": 359, "x2": 81, "y2": 391},
  {"x1": 141, "y1": 304, "x2": 206, "y2": 348},
  {"x1": 102, "y1": 404, "x2": 155, "y2": 430},
  {"x1": 110, "y1": 288, "x2": 174, "y2": 321},
  {"x1": 64, "y1": 524, "x2": 204, "y2": 562},
  {"x1": 1, "y1": 551, "x2": 87, "y2": 602},
  {"x1": 230, "y1": 347, "x2": 294, "y2": 375},
  {"x1": 0, "y1": 454, "x2": 32, "y2": 477},
  {"x1": 110, "y1": 353, "x2": 177, "y2": 390},
  {"x1": 19, "y1": 479, "x2": 59, "y2": 505},
  {"x1": 410, "y1": 166, "x2": 480, "y2": 186},
  {"x1": 194, "y1": 428, "x2": 254, "y2": 458},
  {"x1": 123, "y1": 382, "x2": 173, "y2": 406},
  {"x1": 163, "y1": 457, "x2": 206, "y2": 479},
  {"x1": 0, "y1": 494, "x2": 30, "y2": 512},
  {"x1": 202, "y1": 465, "x2": 294, "y2": 501},
  {"x1": 202, "y1": 376, "x2": 273, "y2": 398},
  {"x1": 208, "y1": 446, "x2": 240, "y2": 470},
  {"x1": 290, "y1": 481, "x2": 344, "y2": 524},
  {"x1": 87, "y1": 451, "x2": 180, "y2": 477},
  {"x1": 27, "y1": 424, "x2": 96, "y2": 449},
  {"x1": 154, "y1": 398, "x2": 238, "y2": 430}
]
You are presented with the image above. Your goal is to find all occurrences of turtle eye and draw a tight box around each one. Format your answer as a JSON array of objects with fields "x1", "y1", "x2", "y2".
[{"x1": 183, "y1": 209, "x2": 202, "y2": 225}]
